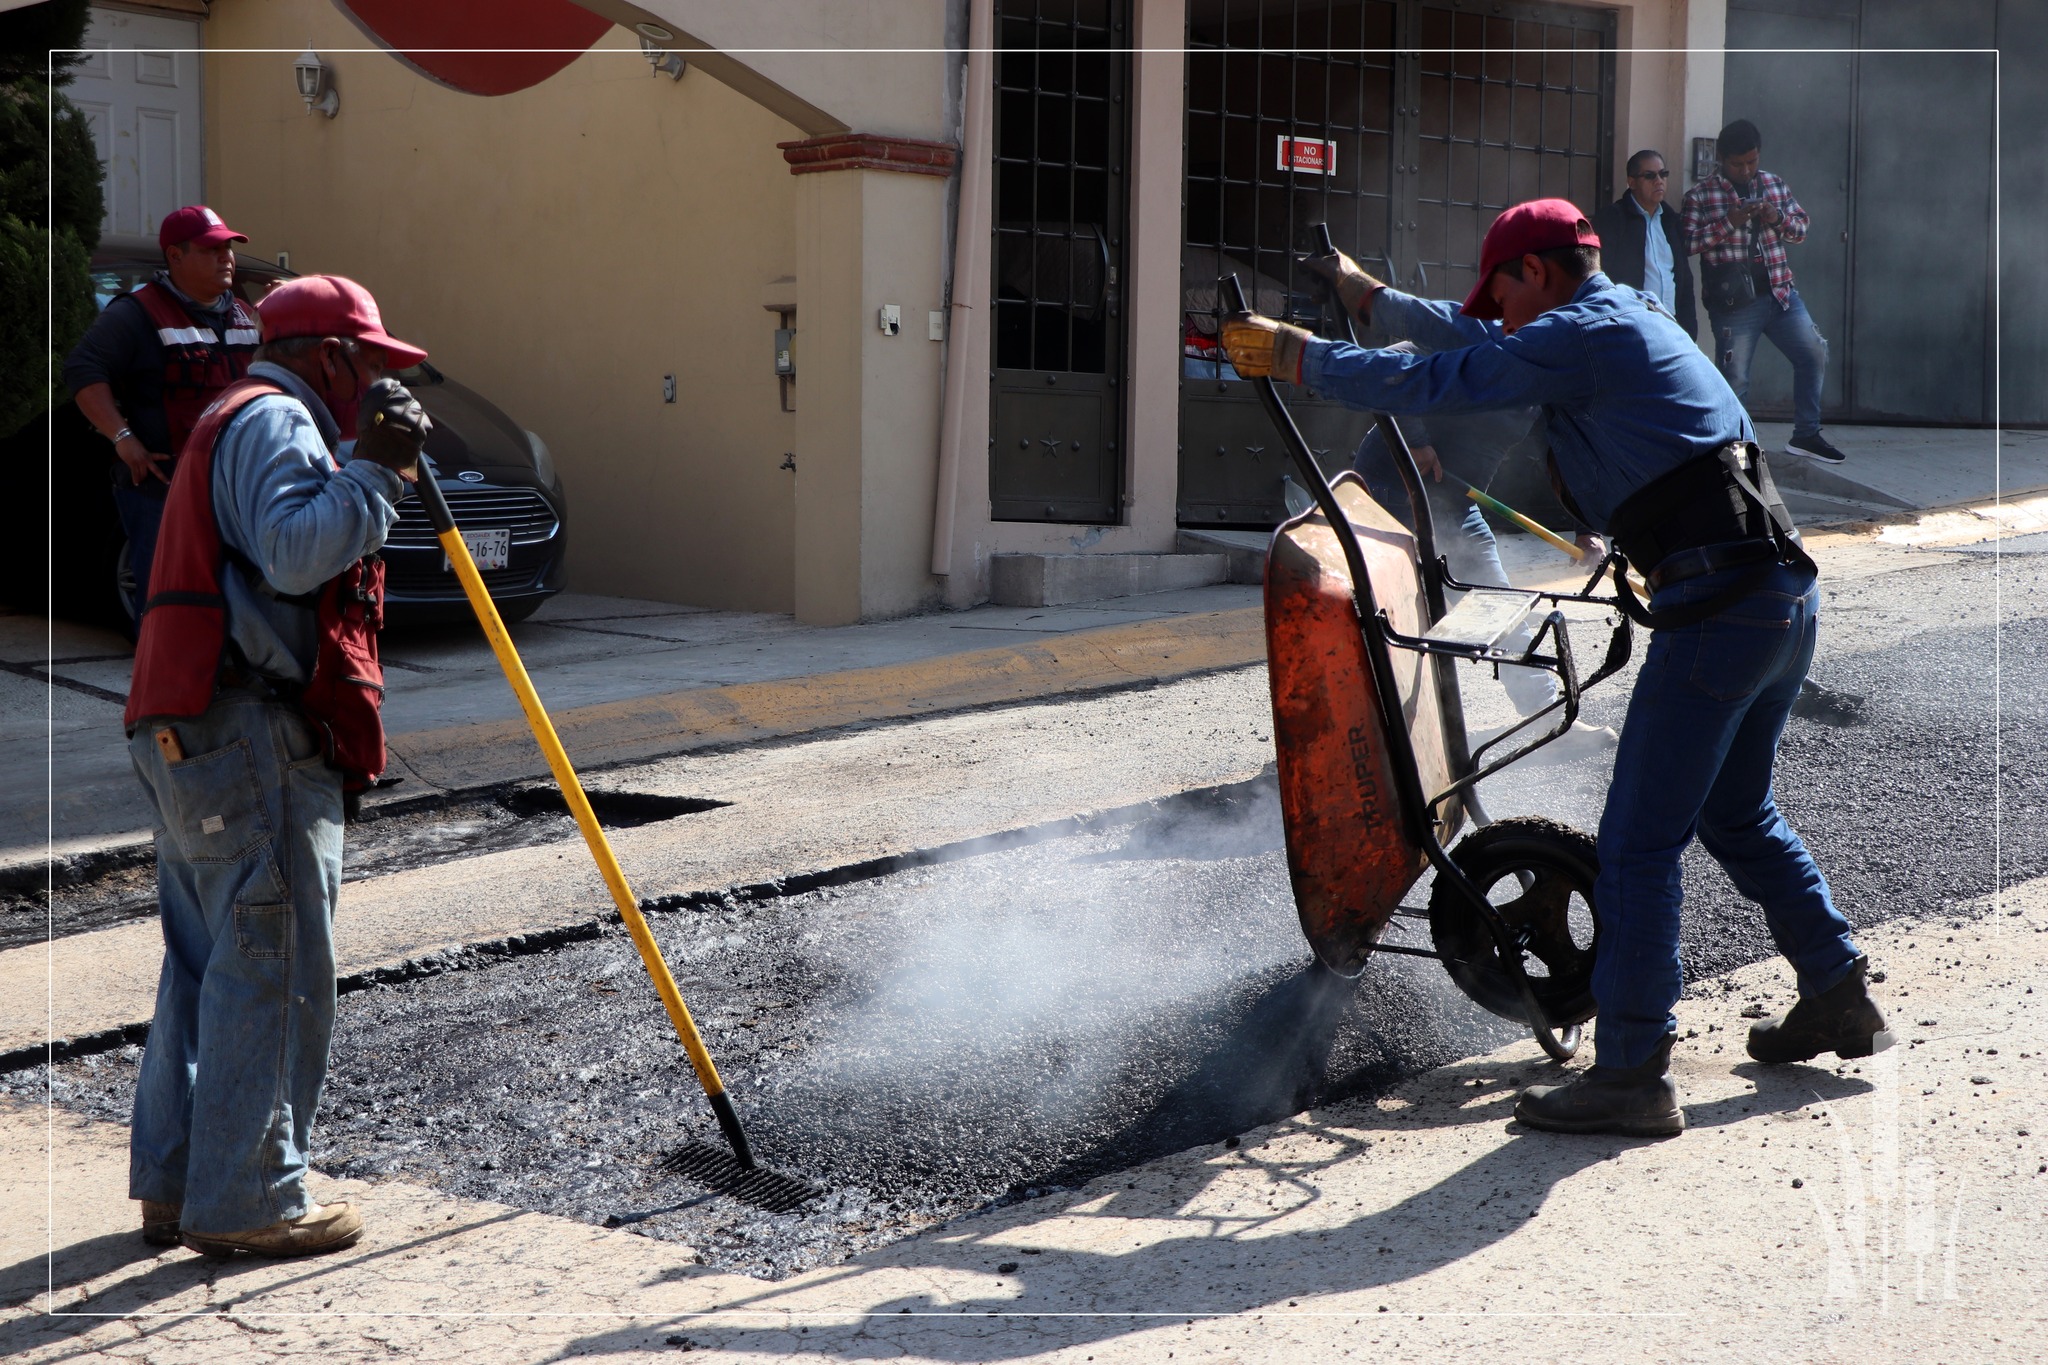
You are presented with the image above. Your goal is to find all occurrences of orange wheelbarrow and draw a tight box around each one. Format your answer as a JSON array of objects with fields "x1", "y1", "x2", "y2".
[{"x1": 1224, "y1": 270, "x2": 1635, "y2": 1063}]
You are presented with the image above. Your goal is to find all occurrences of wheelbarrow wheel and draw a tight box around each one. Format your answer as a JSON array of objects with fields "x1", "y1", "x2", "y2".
[{"x1": 1428, "y1": 816, "x2": 1600, "y2": 1029}]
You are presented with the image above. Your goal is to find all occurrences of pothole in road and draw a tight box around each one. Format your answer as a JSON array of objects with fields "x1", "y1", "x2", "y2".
[
  {"x1": 23, "y1": 802, "x2": 1514, "y2": 1283},
  {"x1": 0, "y1": 787, "x2": 728, "y2": 950}
]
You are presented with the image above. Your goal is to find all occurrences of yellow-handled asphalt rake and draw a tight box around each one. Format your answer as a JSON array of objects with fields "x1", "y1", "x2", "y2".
[
  {"x1": 414, "y1": 462, "x2": 757, "y2": 1170},
  {"x1": 1464, "y1": 485, "x2": 1652, "y2": 601}
]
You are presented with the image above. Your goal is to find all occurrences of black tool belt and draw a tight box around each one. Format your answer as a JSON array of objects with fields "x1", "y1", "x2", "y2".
[
  {"x1": 1607, "y1": 441, "x2": 1816, "y2": 631},
  {"x1": 1645, "y1": 538, "x2": 1778, "y2": 592}
]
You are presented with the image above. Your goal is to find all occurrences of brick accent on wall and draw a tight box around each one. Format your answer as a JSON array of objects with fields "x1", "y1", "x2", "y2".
[{"x1": 777, "y1": 133, "x2": 959, "y2": 177}]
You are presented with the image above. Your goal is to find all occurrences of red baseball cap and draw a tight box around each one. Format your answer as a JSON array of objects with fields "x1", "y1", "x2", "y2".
[
  {"x1": 256, "y1": 275, "x2": 428, "y2": 367},
  {"x1": 158, "y1": 205, "x2": 248, "y2": 252},
  {"x1": 1460, "y1": 198, "x2": 1602, "y2": 319}
]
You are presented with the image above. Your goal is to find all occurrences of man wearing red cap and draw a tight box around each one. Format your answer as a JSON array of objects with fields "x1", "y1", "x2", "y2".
[
  {"x1": 122, "y1": 275, "x2": 430, "y2": 1257},
  {"x1": 1221, "y1": 199, "x2": 1890, "y2": 1137},
  {"x1": 64, "y1": 205, "x2": 262, "y2": 620}
]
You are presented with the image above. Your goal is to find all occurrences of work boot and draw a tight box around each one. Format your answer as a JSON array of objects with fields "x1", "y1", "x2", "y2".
[
  {"x1": 139, "y1": 1200, "x2": 180, "y2": 1247},
  {"x1": 1514, "y1": 1036, "x2": 1683, "y2": 1137},
  {"x1": 182, "y1": 1201, "x2": 365, "y2": 1258},
  {"x1": 1747, "y1": 955, "x2": 1895, "y2": 1064}
]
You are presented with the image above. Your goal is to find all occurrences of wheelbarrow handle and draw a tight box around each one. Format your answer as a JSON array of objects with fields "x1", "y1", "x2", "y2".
[
  {"x1": 1312, "y1": 222, "x2": 1361, "y2": 348},
  {"x1": 1225, "y1": 272, "x2": 1437, "y2": 857},
  {"x1": 1303, "y1": 224, "x2": 1446, "y2": 623},
  {"x1": 1222, "y1": 273, "x2": 1372, "y2": 605}
]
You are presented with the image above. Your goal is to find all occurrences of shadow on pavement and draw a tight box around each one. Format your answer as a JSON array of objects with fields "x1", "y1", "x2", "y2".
[
  {"x1": 556, "y1": 1066, "x2": 1874, "y2": 1362},
  {"x1": 0, "y1": 1207, "x2": 526, "y2": 1358},
  {"x1": 0, "y1": 1228, "x2": 161, "y2": 1312}
]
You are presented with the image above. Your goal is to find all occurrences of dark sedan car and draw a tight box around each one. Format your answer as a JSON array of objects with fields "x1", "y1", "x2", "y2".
[{"x1": 9, "y1": 238, "x2": 566, "y2": 628}]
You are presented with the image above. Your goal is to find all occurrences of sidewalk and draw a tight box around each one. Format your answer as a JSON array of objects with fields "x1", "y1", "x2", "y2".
[
  {"x1": 8, "y1": 423, "x2": 2042, "y2": 871},
  {"x1": 7, "y1": 874, "x2": 2042, "y2": 1363},
  {"x1": 1756, "y1": 422, "x2": 2045, "y2": 521},
  {"x1": 0, "y1": 583, "x2": 1263, "y2": 868}
]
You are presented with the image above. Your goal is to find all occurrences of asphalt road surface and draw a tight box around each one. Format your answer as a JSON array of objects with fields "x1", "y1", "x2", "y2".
[{"x1": 20, "y1": 550, "x2": 2044, "y2": 1280}]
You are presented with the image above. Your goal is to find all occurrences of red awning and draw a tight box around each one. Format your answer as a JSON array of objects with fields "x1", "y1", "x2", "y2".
[{"x1": 332, "y1": 0, "x2": 614, "y2": 96}]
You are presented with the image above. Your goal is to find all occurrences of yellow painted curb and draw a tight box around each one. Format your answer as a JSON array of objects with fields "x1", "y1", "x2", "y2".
[{"x1": 390, "y1": 607, "x2": 1267, "y2": 791}]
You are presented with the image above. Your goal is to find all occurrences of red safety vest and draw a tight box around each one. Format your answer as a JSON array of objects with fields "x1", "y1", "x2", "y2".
[
  {"x1": 129, "y1": 280, "x2": 260, "y2": 457},
  {"x1": 126, "y1": 378, "x2": 388, "y2": 788}
]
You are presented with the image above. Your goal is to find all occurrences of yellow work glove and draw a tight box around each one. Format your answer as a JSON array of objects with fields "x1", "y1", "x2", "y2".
[
  {"x1": 1300, "y1": 247, "x2": 1384, "y2": 320},
  {"x1": 1220, "y1": 312, "x2": 1313, "y2": 382}
]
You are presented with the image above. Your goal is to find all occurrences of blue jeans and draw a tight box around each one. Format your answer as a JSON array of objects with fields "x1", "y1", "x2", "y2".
[
  {"x1": 1592, "y1": 563, "x2": 1861, "y2": 1068},
  {"x1": 112, "y1": 476, "x2": 168, "y2": 620},
  {"x1": 1356, "y1": 449, "x2": 1558, "y2": 715},
  {"x1": 127, "y1": 690, "x2": 345, "y2": 1235},
  {"x1": 1711, "y1": 287, "x2": 1828, "y2": 440}
]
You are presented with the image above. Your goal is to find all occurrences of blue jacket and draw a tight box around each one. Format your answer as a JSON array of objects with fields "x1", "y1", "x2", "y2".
[
  {"x1": 1302, "y1": 274, "x2": 1751, "y2": 530},
  {"x1": 1353, "y1": 291, "x2": 1542, "y2": 489},
  {"x1": 1591, "y1": 193, "x2": 1699, "y2": 340},
  {"x1": 212, "y1": 361, "x2": 405, "y2": 682}
]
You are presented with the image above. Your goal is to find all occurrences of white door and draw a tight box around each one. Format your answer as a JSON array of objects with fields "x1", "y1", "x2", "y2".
[{"x1": 69, "y1": 7, "x2": 203, "y2": 241}]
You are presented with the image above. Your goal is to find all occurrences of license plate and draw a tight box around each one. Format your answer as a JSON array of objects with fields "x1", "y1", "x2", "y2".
[{"x1": 444, "y1": 527, "x2": 510, "y2": 572}]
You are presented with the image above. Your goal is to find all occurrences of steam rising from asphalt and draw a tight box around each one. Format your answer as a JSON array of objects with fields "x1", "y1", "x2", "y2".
[
  {"x1": 801, "y1": 782, "x2": 1293, "y2": 1077},
  {"x1": 754, "y1": 780, "x2": 1506, "y2": 1190}
]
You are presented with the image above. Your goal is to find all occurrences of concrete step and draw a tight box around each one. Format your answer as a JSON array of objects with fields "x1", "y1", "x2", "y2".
[
  {"x1": 1175, "y1": 528, "x2": 1271, "y2": 585},
  {"x1": 988, "y1": 551, "x2": 1230, "y2": 607}
]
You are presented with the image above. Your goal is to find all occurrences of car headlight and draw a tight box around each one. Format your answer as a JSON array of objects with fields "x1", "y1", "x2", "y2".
[{"x1": 525, "y1": 429, "x2": 559, "y2": 490}]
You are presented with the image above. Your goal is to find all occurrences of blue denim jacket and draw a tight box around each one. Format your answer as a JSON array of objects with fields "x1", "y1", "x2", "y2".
[
  {"x1": 212, "y1": 361, "x2": 405, "y2": 683},
  {"x1": 1353, "y1": 295, "x2": 1541, "y2": 489},
  {"x1": 1302, "y1": 274, "x2": 1752, "y2": 530}
]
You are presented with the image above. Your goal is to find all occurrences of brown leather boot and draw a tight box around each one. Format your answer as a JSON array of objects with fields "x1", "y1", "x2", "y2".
[
  {"x1": 140, "y1": 1200, "x2": 181, "y2": 1247},
  {"x1": 1514, "y1": 1035, "x2": 1683, "y2": 1137},
  {"x1": 182, "y1": 1201, "x2": 364, "y2": 1258},
  {"x1": 1747, "y1": 955, "x2": 1895, "y2": 1064}
]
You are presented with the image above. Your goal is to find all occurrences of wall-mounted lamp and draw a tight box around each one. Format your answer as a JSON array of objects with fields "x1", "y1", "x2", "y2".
[
  {"x1": 638, "y1": 35, "x2": 686, "y2": 80},
  {"x1": 295, "y1": 48, "x2": 338, "y2": 117},
  {"x1": 635, "y1": 23, "x2": 686, "y2": 81}
]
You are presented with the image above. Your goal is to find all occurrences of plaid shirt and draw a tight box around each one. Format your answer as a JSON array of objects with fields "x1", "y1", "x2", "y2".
[{"x1": 1682, "y1": 169, "x2": 1810, "y2": 306}]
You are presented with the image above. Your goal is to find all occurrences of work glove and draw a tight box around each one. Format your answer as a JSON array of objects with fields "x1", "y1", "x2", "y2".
[
  {"x1": 1300, "y1": 247, "x2": 1384, "y2": 321},
  {"x1": 1219, "y1": 312, "x2": 1312, "y2": 383},
  {"x1": 352, "y1": 377, "x2": 432, "y2": 481}
]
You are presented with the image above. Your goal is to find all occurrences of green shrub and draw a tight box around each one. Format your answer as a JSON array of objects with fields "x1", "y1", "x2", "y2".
[{"x1": 0, "y1": 0, "x2": 102, "y2": 438}]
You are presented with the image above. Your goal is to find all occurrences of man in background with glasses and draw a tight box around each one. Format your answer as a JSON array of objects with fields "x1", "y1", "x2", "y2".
[{"x1": 1592, "y1": 150, "x2": 1698, "y2": 344}]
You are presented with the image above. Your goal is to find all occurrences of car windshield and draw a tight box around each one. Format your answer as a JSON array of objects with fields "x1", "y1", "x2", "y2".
[
  {"x1": 89, "y1": 254, "x2": 286, "y2": 311},
  {"x1": 92, "y1": 252, "x2": 435, "y2": 383},
  {"x1": 88, "y1": 262, "x2": 156, "y2": 311}
]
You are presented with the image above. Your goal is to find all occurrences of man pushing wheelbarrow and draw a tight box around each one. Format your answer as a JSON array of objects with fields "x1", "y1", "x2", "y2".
[{"x1": 1219, "y1": 200, "x2": 1893, "y2": 1137}]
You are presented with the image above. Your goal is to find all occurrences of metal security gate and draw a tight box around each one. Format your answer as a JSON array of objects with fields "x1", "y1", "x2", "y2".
[
  {"x1": 1726, "y1": 0, "x2": 2001, "y2": 425},
  {"x1": 1408, "y1": 2, "x2": 1613, "y2": 309},
  {"x1": 990, "y1": 0, "x2": 1131, "y2": 524},
  {"x1": 1179, "y1": 0, "x2": 1614, "y2": 527}
]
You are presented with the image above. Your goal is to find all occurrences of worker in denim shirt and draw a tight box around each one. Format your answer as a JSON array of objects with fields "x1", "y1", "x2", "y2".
[
  {"x1": 1224, "y1": 200, "x2": 1892, "y2": 1138},
  {"x1": 1341, "y1": 280, "x2": 1611, "y2": 752},
  {"x1": 125, "y1": 277, "x2": 426, "y2": 1257}
]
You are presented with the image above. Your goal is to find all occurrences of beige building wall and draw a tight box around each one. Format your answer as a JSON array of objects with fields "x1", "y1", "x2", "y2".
[
  {"x1": 193, "y1": 0, "x2": 1719, "y2": 622},
  {"x1": 200, "y1": 0, "x2": 805, "y2": 612},
  {"x1": 1611, "y1": 0, "x2": 1726, "y2": 200}
]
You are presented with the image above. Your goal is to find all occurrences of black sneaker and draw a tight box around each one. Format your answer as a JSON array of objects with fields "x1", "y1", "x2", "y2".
[{"x1": 1786, "y1": 432, "x2": 1846, "y2": 464}]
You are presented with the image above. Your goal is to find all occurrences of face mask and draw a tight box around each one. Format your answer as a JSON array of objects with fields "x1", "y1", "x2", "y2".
[{"x1": 313, "y1": 346, "x2": 367, "y2": 440}]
